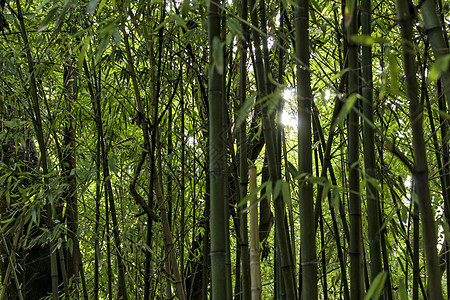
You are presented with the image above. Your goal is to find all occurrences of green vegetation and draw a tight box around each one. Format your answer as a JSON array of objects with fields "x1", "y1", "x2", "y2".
[{"x1": 0, "y1": 0, "x2": 449, "y2": 298}]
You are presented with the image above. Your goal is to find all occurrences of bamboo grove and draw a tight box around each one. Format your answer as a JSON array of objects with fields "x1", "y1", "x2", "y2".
[{"x1": 0, "y1": 0, "x2": 449, "y2": 298}]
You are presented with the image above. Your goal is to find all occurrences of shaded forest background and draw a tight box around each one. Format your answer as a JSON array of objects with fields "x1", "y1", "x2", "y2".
[{"x1": 0, "y1": 0, "x2": 450, "y2": 299}]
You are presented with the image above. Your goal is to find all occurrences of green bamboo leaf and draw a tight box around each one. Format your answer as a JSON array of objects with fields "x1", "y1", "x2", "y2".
[
  {"x1": 113, "y1": 27, "x2": 121, "y2": 46},
  {"x1": 36, "y1": 0, "x2": 52, "y2": 13},
  {"x1": 96, "y1": 34, "x2": 110, "y2": 61},
  {"x1": 87, "y1": 0, "x2": 99, "y2": 14},
  {"x1": 309, "y1": 0, "x2": 320, "y2": 11},
  {"x1": 281, "y1": 180, "x2": 291, "y2": 207},
  {"x1": 379, "y1": 208, "x2": 396, "y2": 232},
  {"x1": 32, "y1": 208, "x2": 37, "y2": 224},
  {"x1": 366, "y1": 177, "x2": 382, "y2": 193},
  {"x1": 97, "y1": 0, "x2": 108, "y2": 15},
  {"x1": 429, "y1": 54, "x2": 450, "y2": 81},
  {"x1": 181, "y1": 0, "x2": 190, "y2": 16},
  {"x1": 399, "y1": 278, "x2": 408, "y2": 300},
  {"x1": 37, "y1": 5, "x2": 59, "y2": 32},
  {"x1": 108, "y1": 156, "x2": 117, "y2": 173},
  {"x1": 350, "y1": 34, "x2": 385, "y2": 46},
  {"x1": 3, "y1": 119, "x2": 27, "y2": 128},
  {"x1": 77, "y1": 35, "x2": 91, "y2": 70},
  {"x1": 335, "y1": 93, "x2": 358, "y2": 127},
  {"x1": 307, "y1": 176, "x2": 328, "y2": 185},
  {"x1": 322, "y1": 181, "x2": 331, "y2": 201},
  {"x1": 67, "y1": 238, "x2": 73, "y2": 255},
  {"x1": 387, "y1": 50, "x2": 400, "y2": 95},
  {"x1": 227, "y1": 18, "x2": 243, "y2": 38},
  {"x1": 238, "y1": 181, "x2": 270, "y2": 207},
  {"x1": 266, "y1": 88, "x2": 282, "y2": 115},
  {"x1": 169, "y1": 12, "x2": 187, "y2": 30},
  {"x1": 437, "y1": 109, "x2": 450, "y2": 120},
  {"x1": 363, "y1": 271, "x2": 387, "y2": 300},
  {"x1": 287, "y1": 161, "x2": 299, "y2": 179},
  {"x1": 330, "y1": 187, "x2": 340, "y2": 208},
  {"x1": 236, "y1": 92, "x2": 256, "y2": 126}
]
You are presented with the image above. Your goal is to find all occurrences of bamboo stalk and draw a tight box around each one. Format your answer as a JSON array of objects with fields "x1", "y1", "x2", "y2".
[
  {"x1": 397, "y1": 0, "x2": 443, "y2": 298},
  {"x1": 249, "y1": 165, "x2": 262, "y2": 300}
]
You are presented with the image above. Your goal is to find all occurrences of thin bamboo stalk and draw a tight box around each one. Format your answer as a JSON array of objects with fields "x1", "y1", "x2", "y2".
[
  {"x1": 249, "y1": 165, "x2": 262, "y2": 300},
  {"x1": 238, "y1": 0, "x2": 251, "y2": 296}
]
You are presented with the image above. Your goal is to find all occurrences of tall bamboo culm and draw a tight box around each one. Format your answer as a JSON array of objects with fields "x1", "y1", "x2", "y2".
[
  {"x1": 208, "y1": 0, "x2": 227, "y2": 299},
  {"x1": 238, "y1": 0, "x2": 251, "y2": 297},
  {"x1": 397, "y1": 0, "x2": 443, "y2": 298},
  {"x1": 346, "y1": 2, "x2": 364, "y2": 299},
  {"x1": 295, "y1": 0, "x2": 317, "y2": 298},
  {"x1": 249, "y1": 165, "x2": 262, "y2": 299},
  {"x1": 361, "y1": 0, "x2": 383, "y2": 287}
]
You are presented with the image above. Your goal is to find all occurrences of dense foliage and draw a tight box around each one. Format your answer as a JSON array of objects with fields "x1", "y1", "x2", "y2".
[{"x1": 0, "y1": 0, "x2": 449, "y2": 299}]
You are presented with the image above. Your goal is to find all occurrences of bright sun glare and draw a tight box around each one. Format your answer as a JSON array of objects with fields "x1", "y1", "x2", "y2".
[{"x1": 281, "y1": 88, "x2": 297, "y2": 128}]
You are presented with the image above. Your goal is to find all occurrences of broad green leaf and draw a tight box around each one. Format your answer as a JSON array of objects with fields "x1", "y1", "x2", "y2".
[
  {"x1": 399, "y1": 277, "x2": 408, "y2": 300},
  {"x1": 439, "y1": 218, "x2": 450, "y2": 242},
  {"x1": 366, "y1": 176, "x2": 382, "y2": 193},
  {"x1": 36, "y1": 0, "x2": 52, "y2": 13},
  {"x1": 335, "y1": 93, "x2": 358, "y2": 127},
  {"x1": 3, "y1": 119, "x2": 27, "y2": 128},
  {"x1": 387, "y1": 50, "x2": 400, "y2": 95},
  {"x1": 38, "y1": 4, "x2": 59, "y2": 32},
  {"x1": 330, "y1": 187, "x2": 340, "y2": 208},
  {"x1": 169, "y1": 12, "x2": 187, "y2": 30},
  {"x1": 364, "y1": 271, "x2": 387, "y2": 300},
  {"x1": 77, "y1": 35, "x2": 91, "y2": 70},
  {"x1": 351, "y1": 34, "x2": 385, "y2": 46},
  {"x1": 280, "y1": 180, "x2": 291, "y2": 207},
  {"x1": 67, "y1": 238, "x2": 74, "y2": 255},
  {"x1": 274, "y1": 180, "x2": 282, "y2": 202},
  {"x1": 113, "y1": 27, "x2": 121, "y2": 46},
  {"x1": 307, "y1": 176, "x2": 328, "y2": 185},
  {"x1": 181, "y1": 0, "x2": 190, "y2": 16},
  {"x1": 266, "y1": 88, "x2": 282, "y2": 115},
  {"x1": 310, "y1": 0, "x2": 320, "y2": 11},
  {"x1": 97, "y1": 0, "x2": 108, "y2": 15},
  {"x1": 227, "y1": 18, "x2": 243, "y2": 39},
  {"x1": 238, "y1": 181, "x2": 270, "y2": 207},
  {"x1": 437, "y1": 109, "x2": 450, "y2": 120},
  {"x1": 184, "y1": 28, "x2": 196, "y2": 43},
  {"x1": 212, "y1": 36, "x2": 223, "y2": 74},
  {"x1": 96, "y1": 34, "x2": 111, "y2": 62},
  {"x1": 322, "y1": 182, "x2": 331, "y2": 201},
  {"x1": 379, "y1": 208, "x2": 396, "y2": 232},
  {"x1": 108, "y1": 156, "x2": 117, "y2": 173},
  {"x1": 287, "y1": 161, "x2": 299, "y2": 179},
  {"x1": 429, "y1": 54, "x2": 450, "y2": 81},
  {"x1": 32, "y1": 208, "x2": 37, "y2": 224},
  {"x1": 87, "y1": 0, "x2": 99, "y2": 14},
  {"x1": 236, "y1": 92, "x2": 256, "y2": 126},
  {"x1": 397, "y1": 176, "x2": 406, "y2": 193}
]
